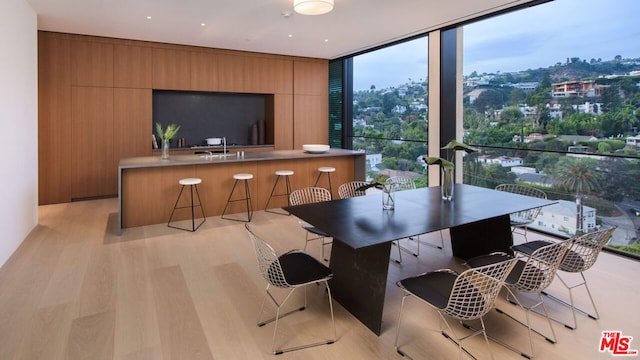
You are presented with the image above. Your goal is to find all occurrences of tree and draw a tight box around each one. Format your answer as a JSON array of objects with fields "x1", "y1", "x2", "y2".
[
  {"x1": 474, "y1": 89, "x2": 505, "y2": 113},
  {"x1": 598, "y1": 158, "x2": 635, "y2": 202},
  {"x1": 600, "y1": 84, "x2": 622, "y2": 112},
  {"x1": 500, "y1": 106, "x2": 524, "y2": 124},
  {"x1": 551, "y1": 157, "x2": 601, "y2": 234}
]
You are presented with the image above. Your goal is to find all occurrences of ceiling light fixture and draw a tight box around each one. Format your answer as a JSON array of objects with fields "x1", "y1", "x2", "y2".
[{"x1": 293, "y1": 0, "x2": 334, "y2": 15}]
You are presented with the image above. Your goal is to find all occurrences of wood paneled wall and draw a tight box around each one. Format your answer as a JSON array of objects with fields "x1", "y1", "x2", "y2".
[{"x1": 38, "y1": 31, "x2": 329, "y2": 205}]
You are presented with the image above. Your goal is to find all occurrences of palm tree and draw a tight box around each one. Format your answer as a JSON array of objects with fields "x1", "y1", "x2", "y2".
[{"x1": 552, "y1": 157, "x2": 601, "y2": 235}]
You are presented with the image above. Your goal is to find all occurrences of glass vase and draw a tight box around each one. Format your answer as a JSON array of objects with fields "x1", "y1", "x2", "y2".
[
  {"x1": 162, "y1": 139, "x2": 170, "y2": 159},
  {"x1": 382, "y1": 181, "x2": 396, "y2": 210},
  {"x1": 441, "y1": 167, "x2": 454, "y2": 201}
]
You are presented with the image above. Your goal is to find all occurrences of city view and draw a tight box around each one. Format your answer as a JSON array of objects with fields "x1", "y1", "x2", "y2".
[{"x1": 350, "y1": 0, "x2": 640, "y2": 256}]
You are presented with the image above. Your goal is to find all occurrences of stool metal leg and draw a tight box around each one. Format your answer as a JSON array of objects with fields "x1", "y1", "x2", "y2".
[
  {"x1": 168, "y1": 184, "x2": 206, "y2": 232},
  {"x1": 221, "y1": 179, "x2": 239, "y2": 220},
  {"x1": 265, "y1": 175, "x2": 292, "y2": 215},
  {"x1": 314, "y1": 172, "x2": 333, "y2": 195},
  {"x1": 222, "y1": 179, "x2": 253, "y2": 222},
  {"x1": 244, "y1": 179, "x2": 253, "y2": 222},
  {"x1": 167, "y1": 185, "x2": 186, "y2": 227}
]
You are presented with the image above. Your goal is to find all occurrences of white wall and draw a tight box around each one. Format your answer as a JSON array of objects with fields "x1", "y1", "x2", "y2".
[{"x1": 0, "y1": 0, "x2": 38, "y2": 267}]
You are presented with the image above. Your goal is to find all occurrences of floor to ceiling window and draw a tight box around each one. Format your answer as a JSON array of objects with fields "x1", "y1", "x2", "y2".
[
  {"x1": 350, "y1": 36, "x2": 429, "y2": 187},
  {"x1": 462, "y1": 0, "x2": 640, "y2": 256}
]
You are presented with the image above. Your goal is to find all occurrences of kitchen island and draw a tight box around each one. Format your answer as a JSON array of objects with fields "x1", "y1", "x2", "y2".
[{"x1": 118, "y1": 149, "x2": 365, "y2": 232}]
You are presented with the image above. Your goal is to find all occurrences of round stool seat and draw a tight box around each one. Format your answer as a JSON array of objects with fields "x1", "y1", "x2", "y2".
[
  {"x1": 275, "y1": 170, "x2": 294, "y2": 176},
  {"x1": 318, "y1": 167, "x2": 336, "y2": 173},
  {"x1": 179, "y1": 178, "x2": 202, "y2": 186},
  {"x1": 234, "y1": 173, "x2": 254, "y2": 180}
]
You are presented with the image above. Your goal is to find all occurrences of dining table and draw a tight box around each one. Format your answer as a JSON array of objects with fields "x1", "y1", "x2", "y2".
[{"x1": 284, "y1": 183, "x2": 555, "y2": 335}]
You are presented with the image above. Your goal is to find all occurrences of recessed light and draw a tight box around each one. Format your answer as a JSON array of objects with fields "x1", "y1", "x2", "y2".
[
  {"x1": 146, "y1": 16, "x2": 152, "y2": 20},
  {"x1": 201, "y1": 23, "x2": 206, "y2": 27},
  {"x1": 324, "y1": 39, "x2": 329, "y2": 42},
  {"x1": 288, "y1": 34, "x2": 293, "y2": 38}
]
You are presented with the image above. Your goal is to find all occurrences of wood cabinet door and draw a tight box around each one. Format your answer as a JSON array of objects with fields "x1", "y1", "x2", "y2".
[
  {"x1": 190, "y1": 51, "x2": 219, "y2": 91},
  {"x1": 273, "y1": 94, "x2": 293, "y2": 150},
  {"x1": 71, "y1": 40, "x2": 114, "y2": 87},
  {"x1": 114, "y1": 44, "x2": 153, "y2": 88},
  {"x1": 114, "y1": 88, "x2": 152, "y2": 170},
  {"x1": 244, "y1": 56, "x2": 293, "y2": 94},
  {"x1": 293, "y1": 60, "x2": 328, "y2": 95},
  {"x1": 216, "y1": 53, "x2": 245, "y2": 92},
  {"x1": 152, "y1": 48, "x2": 191, "y2": 90},
  {"x1": 71, "y1": 87, "x2": 115, "y2": 199},
  {"x1": 38, "y1": 34, "x2": 72, "y2": 204},
  {"x1": 293, "y1": 94, "x2": 328, "y2": 148}
]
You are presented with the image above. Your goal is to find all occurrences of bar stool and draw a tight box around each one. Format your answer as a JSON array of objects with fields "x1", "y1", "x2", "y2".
[
  {"x1": 313, "y1": 166, "x2": 335, "y2": 195},
  {"x1": 264, "y1": 170, "x2": 294, "y2": 215},
  {"x1": 221, "y1": 173, "x2": 253, "y2": 222},
  {"x1": 168, "y1": 178, "x2": 206, "y2": 231}
]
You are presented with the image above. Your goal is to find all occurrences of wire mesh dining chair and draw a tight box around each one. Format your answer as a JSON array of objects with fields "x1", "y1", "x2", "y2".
[
  {"x1": 465, "y1": 239, "x2": 572, "y2": 358},
  {"x1": 289, "y1": 187, "x2": 333, "y2": 261},
  {"x1": 511, "y1": 227, "x2": 615, "y2": 329},
  {"x1": 395, "y1": 257, "x2": 517, "y2": 359},
  {"x1": 245, "y1": 224, "x2": 336, "y2": 355},
  {"x1": 337, "y1": 180, "x2": 368, "y2": 199},
  {"x1": 495, "y1": 184, "x2": 547, "y2": 242}
]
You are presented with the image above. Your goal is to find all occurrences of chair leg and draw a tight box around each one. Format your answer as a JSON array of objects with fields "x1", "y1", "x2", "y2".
[
  {"x1": 541, "y1": 272, "x2": 597, "y2": 330},
  {"x1": 321, "y1": 238, "x2": 331, "y2": 262},
  {"x1": 492, "y1": 287, "x2": 558, "y2": 359},
  {"x1": 394, "y1": 293, "x2": 409, "y2": 356},
  {"x1": 438, "y1": 312, "x2": 493, "y2": 360},
  {"x1": 390, "y1": 240, "x2": 403, "y2": 264},
  {"x1": 257, "y1": 283, "x2": 335, "y2": 355}
]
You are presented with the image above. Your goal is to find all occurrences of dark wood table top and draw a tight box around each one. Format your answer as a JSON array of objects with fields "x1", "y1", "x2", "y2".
[{"x1": 284, "y1": 184, "x2": 554, "y2": 249}]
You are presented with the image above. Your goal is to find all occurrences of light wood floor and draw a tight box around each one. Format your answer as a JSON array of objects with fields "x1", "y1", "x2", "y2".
[{"x1": 1, "y1": 198, "x2": 639, "y2": 359}]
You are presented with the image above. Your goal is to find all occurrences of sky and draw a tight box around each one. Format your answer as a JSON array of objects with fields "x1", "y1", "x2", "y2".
[{"x1": 353, "y1": 0, "x2": 640, "y2": 91}]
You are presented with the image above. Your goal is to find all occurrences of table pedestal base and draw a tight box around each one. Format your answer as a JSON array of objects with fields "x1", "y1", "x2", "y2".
[
  {"x1": 449, "y1": 215, "x2": 514, "y2": 260},
  {"x1": 329, "y1": 239, "x2": 391, "y2": 335},
  {"x1": 327, "y1": 214, "x2": 514, "y2": 335}
]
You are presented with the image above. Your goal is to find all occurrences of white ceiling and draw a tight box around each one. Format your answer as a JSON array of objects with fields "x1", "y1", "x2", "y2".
[{"x1": 27, "y1": 0, "x2": 535, "y2": 59}]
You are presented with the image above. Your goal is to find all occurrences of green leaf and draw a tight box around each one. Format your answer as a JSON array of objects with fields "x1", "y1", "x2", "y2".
[
  {"x1": 423, "y1": 156, "x2": 455, "y2": 169},
  {"x1": 355, "y1": 174, "x2": 389, "y2": 192},
  {"x1": 441, "y1": 139, "x2": 477, "y2": 153},
  {"x1": 155, "y1": 122, "x2": 181, "y2": 140}
]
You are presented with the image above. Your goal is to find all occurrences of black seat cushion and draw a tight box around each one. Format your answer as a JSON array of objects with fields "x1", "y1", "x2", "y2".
[
  {"x1": 399, "y1": 271, "x2": 458, "y2": 309},
  {"x1": 276, "y1": 252, "x2": 332, "y2": 285},
  {"x1": 466, "y1": 253, "x2": 513, "y2": 267},
  {"x1": 514, "y1": 240, "x2": 584, "y2": 272},
  {"x1": 512, "y1": 240, "x2": 551, "y2": 255},
  {"x1": 466, "y1": 253, "x2": 527, "y2": 286}
]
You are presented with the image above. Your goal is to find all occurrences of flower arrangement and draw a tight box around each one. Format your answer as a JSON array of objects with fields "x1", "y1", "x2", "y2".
[
  {"x1": 355, "y1": 174, "x2": 390, "y2": 192},
  {"x1": 423, "y1": 139, "x2": 477, "y2": 200},
  {"x1": 355, "y1": 174, "x2": 396, "y2": 209},
  {"x1": 423, "y1": 139, "x2": 477, "y2": 169},
  {"x1": 155, "y1": 122, "x2": 181, "y2": 141},
  {"x1": 155, "y1": 123, "x2": 181, "y2": 159}
]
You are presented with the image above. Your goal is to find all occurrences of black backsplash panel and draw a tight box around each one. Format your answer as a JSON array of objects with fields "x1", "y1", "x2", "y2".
[{"x1": 152, "y1": 90, "x2": 268, "y2": 147}]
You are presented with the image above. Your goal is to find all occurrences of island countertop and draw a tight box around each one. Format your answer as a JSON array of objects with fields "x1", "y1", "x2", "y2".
[
  {"x1": 118, "y1": 149, "x2": 365, "y2": 233},
  {"x1": 119, "y1": 149, "x2": 363, "y2": 169}
]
